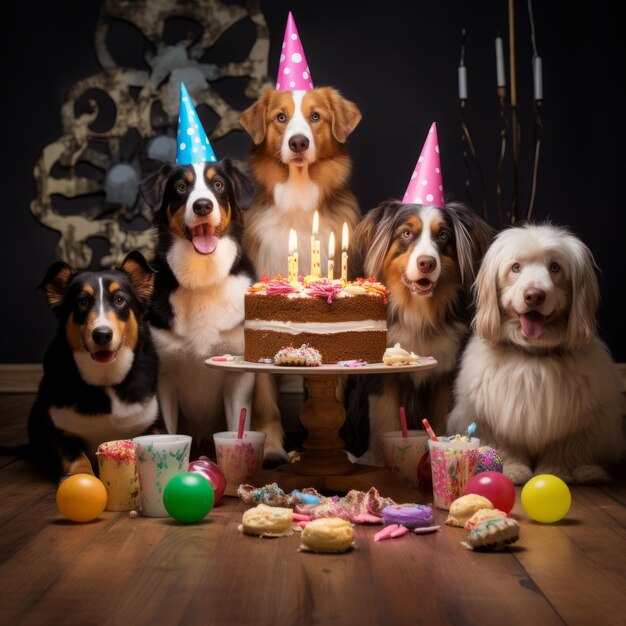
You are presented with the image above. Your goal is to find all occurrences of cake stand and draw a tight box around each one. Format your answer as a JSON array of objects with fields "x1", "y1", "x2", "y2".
[{"x1": 205, "y1": 356, "x2": 437, "y2": 502}]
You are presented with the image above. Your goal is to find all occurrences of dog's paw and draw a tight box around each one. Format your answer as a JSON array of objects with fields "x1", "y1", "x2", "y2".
[
  {"x1": 534, "y1": 465, "x2": 573, "y2": 484},
  {"x1": 571, "y1": 465, "x2": 611, "y2": 484},
  {"x1": 263, "y1": 446, "x2": 291, "y2": 468},
  {"x1": 503, "y1": 461, "x2": 533, "y2": 485}
]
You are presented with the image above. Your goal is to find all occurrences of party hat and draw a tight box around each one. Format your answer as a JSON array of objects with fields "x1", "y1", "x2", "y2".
[
  {"x1": 402, "y1": 122, "x2": 445, "y2": 207},
  {"x1": 275, "y1": 12, "x2": 314, "y2": 91},
  {"x1": 176, "y1": 83, "x2": 217, "y2": 166}
]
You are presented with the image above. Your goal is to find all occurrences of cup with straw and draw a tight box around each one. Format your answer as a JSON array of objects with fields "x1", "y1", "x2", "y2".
[
  {"x1": 212, "y1": 408, "x2": 266, "y2": 485},
  {"x1": 381, "y1": 406, "x2": 429, "y2": 489}
]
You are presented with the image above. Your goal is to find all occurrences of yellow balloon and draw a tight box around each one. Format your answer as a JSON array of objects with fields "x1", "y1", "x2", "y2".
[
  {"x1": 56, "y1": 473, "x2": 107, "y2": 522},
  {"x1": 521, "y1": 474, "x2": 571, "y2": 523}
]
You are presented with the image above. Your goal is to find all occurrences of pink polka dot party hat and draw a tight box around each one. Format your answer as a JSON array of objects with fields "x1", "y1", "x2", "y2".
[
  {"x1": 275, "y1": 11, "x2": 314, "y2": 91},
  {"x1": 402, "y1": 122, "x2": 445, "y2": 208}
]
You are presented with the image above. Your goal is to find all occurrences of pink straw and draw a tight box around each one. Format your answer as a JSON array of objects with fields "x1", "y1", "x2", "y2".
[
  {"x1": 237, "y1": 408, "x2": 247, "y2": 439},
  {"x1": 399, "y1": 406, "x2": 408, "y2": 439},
  {"x1": 422, "y1": 418, "x2": 438, "y2": 441}
]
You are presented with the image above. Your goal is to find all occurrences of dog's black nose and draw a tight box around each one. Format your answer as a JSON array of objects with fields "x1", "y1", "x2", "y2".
[
  {"x1": 92, "y1": 327, "x2": 113, "y2": 346},
  {"x1": 417, "y1": 255, "x2": 437, "y2": 274},
  {"x1": 288, "y1": 134, "x2": 310, "y2": 153},
  {"x1": 524, "y1": 288, "x2": 546, "y2": 307},
  {"x1": 193, "y1": 199, "x2": 213, "y2": 216}
]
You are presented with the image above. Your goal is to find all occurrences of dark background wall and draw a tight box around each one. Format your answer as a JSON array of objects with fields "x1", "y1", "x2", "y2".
[{"x1": 1, "y1": 0, "x2": 625, "y2": 363}]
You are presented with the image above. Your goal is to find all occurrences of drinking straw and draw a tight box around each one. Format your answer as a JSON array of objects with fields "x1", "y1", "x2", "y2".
[
  {"x1": 237, "y1": 408, "x2": 247, "y2": 439},
  {"x1": 466, "y1": 422, "x2": 477, "y2": 440},
  {"x1": 422, "y1": 418, "x2": 438, "y2": 441},
  {"x1": 399, "y1": 406, "x2": 408, "y2": 439}
]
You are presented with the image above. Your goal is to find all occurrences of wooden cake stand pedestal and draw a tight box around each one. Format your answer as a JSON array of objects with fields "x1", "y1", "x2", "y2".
[{"x1": 205, "y1": 357, "x2": 437, "y2": 503}]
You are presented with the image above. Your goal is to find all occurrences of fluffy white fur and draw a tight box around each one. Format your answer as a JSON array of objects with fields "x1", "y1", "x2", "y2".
[{"x1": 448, "y1": 224, "x2": 625, "y2": 484}]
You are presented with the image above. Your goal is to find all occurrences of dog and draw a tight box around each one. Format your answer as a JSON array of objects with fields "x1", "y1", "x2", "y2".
[
  {"x1": 239, "y1": 87, "x2": 362, "y2": 276},
  {"x1": 139, "y1": 158, "x2": 284, "y2": 459},
  {"x1": 343, "y1": 200, "x2": 495, "y2": 463},
  {"x1": 28, "y1": 251, "x2": 161, "y2": 478},
  {"x1": 447, "y1": 223, "x2": 625, "y2": 484}
]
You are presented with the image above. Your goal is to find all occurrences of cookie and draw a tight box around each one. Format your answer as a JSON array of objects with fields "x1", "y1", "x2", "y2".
[
  {"x1": 301, "y1": 517, "x2": 355, "y2": 553},
  {"x1": 240, "y1": 504, "x2": 294, "y2": 537},
  {"x1": 463, "y1": 518, "x2": 520, "y2": 551},
  {"x1": 445, "y1": 494, "x2": 494, "y2": 527},
  {"x1": 464, "y1": 508, "x2": 508, "y2": 531},
  {"x1": 274, "y1": 344, "x2": 322, "y2": 367}
]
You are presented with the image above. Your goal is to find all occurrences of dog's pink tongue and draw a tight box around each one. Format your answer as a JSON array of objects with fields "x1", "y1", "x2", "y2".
[
  {"x1": 190, "y1": 224, "x2": 218, "y2": 255},
  {"x1": 520, "y1": 312, "x2": 545, "y2": 339}
]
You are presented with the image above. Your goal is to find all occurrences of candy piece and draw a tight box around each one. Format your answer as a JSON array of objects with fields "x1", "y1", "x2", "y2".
[
  {"x1": 290, "y1": 490, "x2": 321, "y2": 505},
  {"x1": 375, "y1": 524, "x2": 399, "y2": 542},
  {"x1": 352, "y1": 513, "x2": 383, "y2": 524},
  {"x1": 390, "y1": 525, "x2": 409, "y2": 538},
  {"x1": 381, "y1": 504, "x2": 434, "y2": 529},
  {"x1": 292, "y1": 512, "x2": 312, "y2": 522},
  {"x1": 413, "y1": 525, "x2": 442, "y2": 534}
]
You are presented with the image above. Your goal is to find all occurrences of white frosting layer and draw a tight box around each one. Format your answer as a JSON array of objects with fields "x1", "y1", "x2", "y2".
[{"x1": 244, "y1": 319, "x2": 387, "y2": 335}]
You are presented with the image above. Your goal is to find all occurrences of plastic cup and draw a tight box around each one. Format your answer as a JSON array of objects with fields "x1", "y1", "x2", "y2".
[
  {"x1": 428, "y1": 437, "x2": 480, "y2": 509},
  {"x1": 96, "y1": 439, "x2": 140, "y2": 511},
  {"x1": 213, "y1": 431, "x2": 266, "y2": 485},
  {"x1": 382, "y1": 430, "x2": 430, "y2": 488},
  {"x1": 132, "y1": 434, "x2": 192, "y2": 517}
]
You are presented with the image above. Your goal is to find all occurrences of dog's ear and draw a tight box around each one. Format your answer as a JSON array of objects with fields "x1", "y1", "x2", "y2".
[
  {"x1": 472, "y1": 235, "x2": 502, "y2": 342},
  {"x1": 38, "y1": 261, "x2": 77, "y2": 310},
  {"x1": 240, "y1": 96, "x2": 268, "y2": 145},
  {"x1": 351, "y1": 200, "x2": 400, "y2": 280},
  {"x1": 445, "y1": 202, "x2": 496, "y2": 289},
  {"x1": 120, "y1": 250, "x2": 155, "y2": 303},
  {"x1": 321, "y1": 88, "x2": 362, "y2": 143},
  {"x1": 139, "y1": 163, "x2": 173, "y2": 213},
  {"x1": 564, "y1": 233, "x2": 599, "y2": 350},
  {"x1": 221, "y1": 158, "x2": 256, "y2": 212}
]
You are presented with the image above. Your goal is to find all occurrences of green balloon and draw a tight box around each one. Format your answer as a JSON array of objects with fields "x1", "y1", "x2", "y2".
[{"x1": 164, "y1": 472, "x2": 214, "y2": 523}]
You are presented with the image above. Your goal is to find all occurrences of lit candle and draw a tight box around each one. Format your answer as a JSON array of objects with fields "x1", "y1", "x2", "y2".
[
  {"x1": 458, "y1": 65, "x2": 468, "y2": 100},
  {"x1": 495, "y1": 37, "x2": 506, "y2": 87},
  {"x1": 533, "y1": 56, "x2": 543, "y2": 101},
  {"x1": 288, "y1": 228, "x2": 298, "y2": 282},
  {"x1": 311, "y1": 211, "x2": 321, "y2": 278},
  {"x1": 328, "y1": 232, "x2": 335, "y2": 280},
  {"x1": 341, "y1": 222, "x2": 349, "y2": 281}
]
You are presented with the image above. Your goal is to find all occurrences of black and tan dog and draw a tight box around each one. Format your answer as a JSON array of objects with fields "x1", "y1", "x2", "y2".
[{"x1": 28, "y1": 251, "x2": 161, "y2": 478}]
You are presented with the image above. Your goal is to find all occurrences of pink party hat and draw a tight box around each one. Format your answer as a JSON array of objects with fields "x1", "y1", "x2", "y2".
[
  {"x1": 275, "y1": 12, "x2": 314, "y2": 91},
  {"x1": 402, "y1": 122, "x2": 445, "y2": 207}
]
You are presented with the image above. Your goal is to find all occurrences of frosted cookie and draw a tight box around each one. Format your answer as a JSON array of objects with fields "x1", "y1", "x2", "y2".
[
  {"x1": 381, "y1": 504, "x2": 434, "y2": 529},
  {"x1": 463, "y1": 518, "x2": 520, "y2": 551},
  {"x1": 464, "y1": 508, "x2": 508, "y2": 531},
  {"x1": 274, "y1": 344, "x2": 322, "y2": 367},
  {"x1": 240, "y1": 504, "x2": 294, "y2": 537},
  {"x1": 301, "y1": 517, "x2": 355, "y2": 553},
  {"x1": 445, "y1": 494, "x2": 494, "y2": 527},
  {"x1": 383, "y1": 343, "x2": 420, "y2": 366}
]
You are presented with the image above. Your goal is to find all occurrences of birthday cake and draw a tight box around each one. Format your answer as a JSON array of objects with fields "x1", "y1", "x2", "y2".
[{"x1": 244, "y1": 276, "x2": 388, "y2": 364}]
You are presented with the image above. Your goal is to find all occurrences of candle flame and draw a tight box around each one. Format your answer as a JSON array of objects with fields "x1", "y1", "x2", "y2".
[
  {"x1": 328, "y1": 232, "x2": 335, "y2": 260},
  {"x1": 312, "y1": 211, "x2": 319, "y2": 237},
  {"x1": 341, "y1": 222, "x2": 349, "y2": 251},
  {"x1": 289, "y1": 228, "x2": 297, "y2": 254}
]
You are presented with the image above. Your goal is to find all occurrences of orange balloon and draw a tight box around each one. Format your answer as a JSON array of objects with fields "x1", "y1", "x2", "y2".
[{"x1": 56, "y1": 474, "x2": 107, "y2": 522}]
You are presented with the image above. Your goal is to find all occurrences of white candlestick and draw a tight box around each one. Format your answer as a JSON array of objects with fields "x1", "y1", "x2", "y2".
[
  {"x1": 328, "y1": 231, "x2": 335, "y2": 280},
  {"x1": 458, "y1": 65, "x2": 468, "y2": 100},
  {"x1": 341, "y1": 222, "x2": 349, "y2": 281},
  {"x1": 495, "y1": 37, "x2": 506, "y2": 87},
  {"x1": 533, "y1": 56, "x2": 543, "y2": 100}
]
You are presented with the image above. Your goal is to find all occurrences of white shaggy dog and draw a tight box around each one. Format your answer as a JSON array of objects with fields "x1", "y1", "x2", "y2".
[{"x1": 447, "y1": 224, "x2": 624, "y2": 484}]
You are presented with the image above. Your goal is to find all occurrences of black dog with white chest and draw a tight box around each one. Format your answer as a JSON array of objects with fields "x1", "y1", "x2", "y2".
[
  {"x1": 139, "y1": 159, "x2": 266, "y2": 454},
  {"x1": 28, "y1": 251, "x2": 162, "y2": 478}
]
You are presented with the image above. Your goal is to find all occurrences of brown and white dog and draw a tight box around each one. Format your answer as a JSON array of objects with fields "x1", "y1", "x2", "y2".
[
  {"x1": 344, "y1": 201, "x2": 494, "y2": 463},
  {"x1": 239, "y1": 87, "x2": 362, "y2": 276},
  {"x1": 240, "y1": 87, "x2": 362, "y2": 458},
  {"x1": 447, "y1": 224, "x2": 625, "y2": 484}
]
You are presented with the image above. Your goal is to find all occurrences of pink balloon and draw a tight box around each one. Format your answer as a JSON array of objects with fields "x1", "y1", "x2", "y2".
[
  {"x1": 188, "y1": 459, "x2": 226, "y2": 504},
  {"x1": 464, "y1": 471, "x2": 516, "y2": 513}
]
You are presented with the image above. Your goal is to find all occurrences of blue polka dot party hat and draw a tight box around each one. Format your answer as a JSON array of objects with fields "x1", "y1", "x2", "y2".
[{"x1": 176, "y1": 83, "x2": 217, "y2": 166}]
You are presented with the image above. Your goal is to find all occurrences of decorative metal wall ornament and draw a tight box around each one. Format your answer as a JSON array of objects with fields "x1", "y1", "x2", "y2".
[{"x1": 30, "y1": 0, "x2": 273, "y2": 269}]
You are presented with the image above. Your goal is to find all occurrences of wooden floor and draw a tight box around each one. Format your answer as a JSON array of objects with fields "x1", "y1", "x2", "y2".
[{"x1": 1, "y1": 394, "x2": 626, "y2": 626}]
